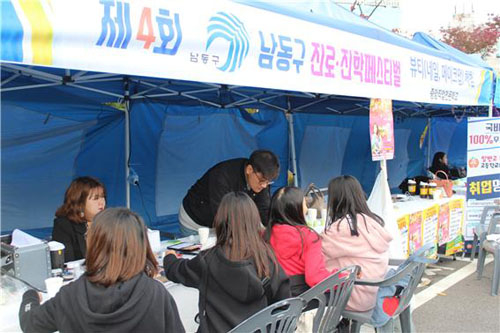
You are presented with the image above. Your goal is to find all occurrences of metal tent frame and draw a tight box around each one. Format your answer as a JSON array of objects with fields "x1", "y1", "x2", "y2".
[{"x1": 1, "y1": 63, "x2": 490, "y2": 204}]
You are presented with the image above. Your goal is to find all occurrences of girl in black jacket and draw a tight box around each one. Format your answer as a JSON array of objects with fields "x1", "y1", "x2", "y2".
[
  {"x1": 20, "y1": 208, "x2": 185, "y2": 333},
  {"x1": 164, "y1": 192, "x2": 291, "y2": 332}
]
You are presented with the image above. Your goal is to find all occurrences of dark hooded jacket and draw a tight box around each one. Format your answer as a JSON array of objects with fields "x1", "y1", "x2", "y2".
[
  {"x1": 19, "y1": 272, "x2": 184, "y2": 333},
  {"x1": 163, "y1": 247, "x2": 291, "y2": 332}
]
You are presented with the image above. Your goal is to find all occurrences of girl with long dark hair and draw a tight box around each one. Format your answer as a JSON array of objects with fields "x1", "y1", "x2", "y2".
[
  {"x1": 321, "y1": 176, "x2": 392, "y2": 312},
  {"x1": 164, "y1": 192, "x2": 290, "y2": 332},
  {"x1": 265, "y1": 186, "x2": 337, "y2": 296}
]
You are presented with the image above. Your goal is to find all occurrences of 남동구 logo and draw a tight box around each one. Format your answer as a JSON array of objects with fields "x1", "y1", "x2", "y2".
[{"x1": 206, "y1": 12, "x2": 249, "y2": 72}]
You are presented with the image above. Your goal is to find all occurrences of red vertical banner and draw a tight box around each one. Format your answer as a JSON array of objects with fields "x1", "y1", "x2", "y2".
[{"x1": 369, "y1": 98, "x2": 394, "y2": 161}]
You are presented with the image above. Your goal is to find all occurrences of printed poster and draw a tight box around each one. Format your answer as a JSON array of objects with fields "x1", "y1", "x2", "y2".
[
  {"x1": 464, "y1": 198, "x2": 498, "y2": 240},
  {"x1": 397, "y1": 214, "x2": 410, "y2": 258},
  {"x1": 369, "y1": 98, "x2": 394, "y2": 161},
  {"x1": 422, "y1": 205, "x2": 439, "y2": 257},
  {"x1": 437, "y1": 203, "x2": 450, "y2": 245},
  {"x1": 408, "y1": 211, "x2": 423, "y2": 255},
  {"x1": 448, "y1": 198, "x2": 464, "y2": 255},
  {"x1": 466, "y1": 118, "x2": 500, "y2": 240},
  {"x1": 445, "y1": 236, "x2": 464, "y2": 256}
]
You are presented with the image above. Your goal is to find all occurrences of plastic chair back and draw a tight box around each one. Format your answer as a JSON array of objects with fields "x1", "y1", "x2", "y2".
[
  {"x1": 299, "y1": 265, "x2": 359, "y2": 333},
  {"x1": 228, "y1": 297, "x2": 304, "y2": 333}
]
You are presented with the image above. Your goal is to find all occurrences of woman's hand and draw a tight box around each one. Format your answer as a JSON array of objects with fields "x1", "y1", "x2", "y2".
[{"x1": 164, "y1": 250, "x2": 181, "y2": 258}]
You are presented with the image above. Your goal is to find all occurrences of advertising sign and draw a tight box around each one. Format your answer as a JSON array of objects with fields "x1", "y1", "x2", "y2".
[
  {"x1": 1, "y1": 0, "x2": 493, "y2": 105},
  {"x1": 369, "y1": 98, "x2": 394, "y2": 161}
]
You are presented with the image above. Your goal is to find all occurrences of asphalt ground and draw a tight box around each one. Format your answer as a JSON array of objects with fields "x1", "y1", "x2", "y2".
[
  {"x1": 359, "y1": 256, "x2": 498, "y2": 333},
  {"x1": 413, "y1": 259, "x2": 499, "y2": 333}
]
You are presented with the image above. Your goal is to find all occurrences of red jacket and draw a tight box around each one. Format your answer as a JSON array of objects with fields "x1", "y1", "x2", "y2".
[{"x1": 270, "y1": 224, "x2": 335, "y2": 294}]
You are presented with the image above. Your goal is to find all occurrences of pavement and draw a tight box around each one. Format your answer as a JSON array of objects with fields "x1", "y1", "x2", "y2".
[
  {"x1": 359, "y1": 256, "x2": 499, "y2": 333},
  {"x1": 412, "y1": 258, "x2": 499, "y2": 333}
]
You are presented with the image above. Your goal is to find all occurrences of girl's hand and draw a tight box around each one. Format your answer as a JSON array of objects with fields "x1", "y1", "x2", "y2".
[
  {"x1": 164, "y1": 250, "x2": 181, "y2": 258},
  {"x1": 357, "y1": 268, "x2": 363, "y2": 279}
]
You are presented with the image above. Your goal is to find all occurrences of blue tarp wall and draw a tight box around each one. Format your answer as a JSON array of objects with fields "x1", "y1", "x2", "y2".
[
  {"x1": 2, "y1": 81, "x2": 468, "y2": 236},
  {"x1": 1, "y1": 87, "x2": 289, "y2": 235},
  {"x1": 293, "y1": 114, "x2": 467, "y2": 192}
]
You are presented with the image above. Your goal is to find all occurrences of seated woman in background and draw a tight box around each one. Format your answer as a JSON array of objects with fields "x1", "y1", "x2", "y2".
[
  {"x1": 20, "y1": 208, "x2": 185, "y2": 332},
  {"x1": 52, "y1": 176, "x2": 106, "y2": 262},
  {"x1": 163, "y1": 192, "x2": 290, "y2": 332},
  {"x1": 265, "y1": 186, "x2": 337, "y2": 296},
  {"x1": 321, "y1": 175, "x2": 392, "y2": 312},
  {"x1": 429, "y1": 151, "x2": 466, "y2": 180}
]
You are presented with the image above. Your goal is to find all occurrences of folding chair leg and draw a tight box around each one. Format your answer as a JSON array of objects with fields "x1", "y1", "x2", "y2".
[
  {"x1": 399, "y1": 307, "x2": 413, "y2": 333},
  {"x1": 349, "y1": 320, "x2": 361, "y2": 333},
  {"x1": 492, "y1": 252, "x2": 500, "y2": 296},
  {"x1": 477, "y1": 248, "x2": 487, "y2": 279},
  {"x1": 470, "y1": 234, "x2": 478, "y2": 261}
]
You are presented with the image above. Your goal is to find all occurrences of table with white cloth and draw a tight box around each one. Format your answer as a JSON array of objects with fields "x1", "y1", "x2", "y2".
[
  {"x1": 393, "y1": 194, "x2": 466, "y2": 258},
  {"x1": 0, "y1": 274, "x2": 200, "y2": 333},
  {"x1": 0, "y1": 234, "x2": 219, "y2": 333}
]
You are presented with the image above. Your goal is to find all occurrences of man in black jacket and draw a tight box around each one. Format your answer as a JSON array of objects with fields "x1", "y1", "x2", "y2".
[{"x1": 179, "y1": 150, "x2": 279, "y2": 234}]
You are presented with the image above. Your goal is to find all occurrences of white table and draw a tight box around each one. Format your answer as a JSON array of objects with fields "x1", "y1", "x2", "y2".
[
  {"x1": 0, "y1": 276, "x2": 200, "y2": 332},
  {"x1": 393, "y1": 194, "x2": 466, "y2": 257}
]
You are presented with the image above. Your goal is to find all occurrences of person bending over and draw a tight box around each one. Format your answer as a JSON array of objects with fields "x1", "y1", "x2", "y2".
[
  {"x1": 179, "y1": 150, "x2": 280, "y2": 235},
  {"x1": 164, "y1": 192, "x2": 290, "y2": 332},
  {"x1": 321, "y1": 176, "x2": 392, "y2": 312},
  {"x1": 20, "y1": 208, "x2": 185, "y2": 332},
  {"x1": 52, "y1": 176, "x2": 106, "y2": 262}
]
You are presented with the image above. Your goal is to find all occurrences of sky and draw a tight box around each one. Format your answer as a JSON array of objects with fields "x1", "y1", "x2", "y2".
[
  {"x1": 341, "y1": 0, "x2": 500, "y2": 36},
  {"x1": 399, "y1": 0, "x2": 500, "y2": 35}
]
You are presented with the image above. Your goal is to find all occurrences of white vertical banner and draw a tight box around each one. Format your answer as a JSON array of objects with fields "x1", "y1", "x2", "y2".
[{"x1": 465, "y1": 117, "x2": 500, "y2": 240}]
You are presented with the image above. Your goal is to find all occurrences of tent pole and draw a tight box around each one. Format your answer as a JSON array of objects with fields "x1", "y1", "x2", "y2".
[
  {"x1": 426, "y1": 117, "x2": 431, "y2": 170},
  {"x1": 124, "y1": 79, "x2": 131, "y2": 209},
  {"x1": 287, "y1": 112, "x2": 299, "y2": 187}
]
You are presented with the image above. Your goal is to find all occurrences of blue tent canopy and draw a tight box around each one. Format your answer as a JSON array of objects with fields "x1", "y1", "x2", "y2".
[{"x1": 0, "y1": 0, "x2": 493, "y2": 237}]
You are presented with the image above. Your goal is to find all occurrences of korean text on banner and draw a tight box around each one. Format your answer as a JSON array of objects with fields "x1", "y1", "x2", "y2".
[
  {"x1": 466, "y1": 117, "x2": 500, "y2": 240},
  {"x1": 422, "y1": 205, "x2": 439, "y2": 257},
  {"x1": 408, "y1": 211, "x2": 422, "y2": 255},
  {"x1": 369, "y1": 98, "x2": 394, "y2": 161},
  {"x1": 397, "y1": 214, "x2": 410, "y2": 258},
  {"x1": 0, "y1": 0, "x2": 491, "y2": 106}
]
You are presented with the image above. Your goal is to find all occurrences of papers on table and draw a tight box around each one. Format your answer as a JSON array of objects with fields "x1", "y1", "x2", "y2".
[{"x1": 10, "y1": 229, "x2": 43, "y2": 247}]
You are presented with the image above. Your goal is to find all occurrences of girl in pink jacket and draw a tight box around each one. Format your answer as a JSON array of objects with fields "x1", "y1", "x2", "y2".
[{"x1": 321, "y1": 175, "x2": 393, "y2": 312}]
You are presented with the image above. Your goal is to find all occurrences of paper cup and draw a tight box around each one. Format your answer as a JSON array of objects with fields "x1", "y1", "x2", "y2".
[
  {"x1": 45, "y1": 277, "x2": 63, "y2": 298},
  {"x1": 48, "y1": 241, "x2": 65, "y2": 269},
  {"x1": 320, "y1": 209, "x2": 327, "y2": 225},
  {"x1": 198, "y1": 227, "x2": 210, "y2": 246},
  {"x1": 307, "y1": 208, "x2": 317, "y2": 220}
]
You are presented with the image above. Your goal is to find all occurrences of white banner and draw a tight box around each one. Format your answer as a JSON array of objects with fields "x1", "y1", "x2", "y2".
[
  {"x1": 465, "y1": 117, "x2": 500, "y2": 240},
  {"x1": 2, "y1": 0, "x2": 492, "y2": 105}
]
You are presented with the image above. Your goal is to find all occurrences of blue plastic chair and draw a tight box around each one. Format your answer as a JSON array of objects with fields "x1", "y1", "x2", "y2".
[
  {"x1": 342, "y1": 244, "x2": 436, "y2": 333},
  {"x1": 476, "y1": 212, "x2": 500, "y2": 296},
  {"x1": 228, "y1": 297, "x2": 304, "y2": 333},
  {"x1": 299, "y1": 265, "x2": 360, "y2": 333}
]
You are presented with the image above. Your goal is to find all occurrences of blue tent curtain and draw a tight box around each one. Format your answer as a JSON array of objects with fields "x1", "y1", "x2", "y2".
[
  {"x1": 128, "y1": 102, "x2": 289, "y2": 233},
  {"x1": 292, "y1": 114, "x2": 428, "y2": 193},
  {"x1": 1, "y1": 86, "x2": 125, "y2": 234}
]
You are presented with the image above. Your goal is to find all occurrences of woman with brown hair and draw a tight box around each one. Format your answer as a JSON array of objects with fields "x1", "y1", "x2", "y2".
[
  {"x1": 52, "y1": 176, "x2": 106, "y2": 262},
  {"x1": 164, "y1": 191, "x2": 290, "y2": 332},
  {"x1": 20, "y1": 207, "x2": 185, "y2": 332}
]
